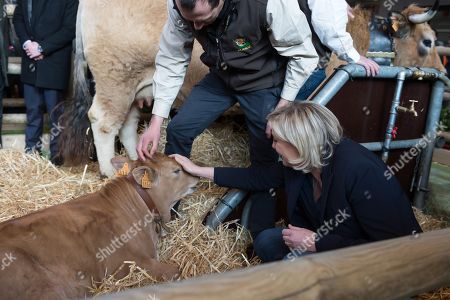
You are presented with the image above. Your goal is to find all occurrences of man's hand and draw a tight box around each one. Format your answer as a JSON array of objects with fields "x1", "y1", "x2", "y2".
[
  {"x1": 356, "y1": 56, "x2": 380, "y2": 77},
  {"x1": 137, "y1": 115, "x2": 164, "y2": 160},
  {"x1": 265, "y1": 98, "x2": 291, "y2": 138},
  {"x1": 282, "y1": 224, "x2": 317, "y2": 252},
  {"x1": 25, "y1": 42, "x2": 42, "y2": 59},
  {"x1": 347, "y1": 4, "x2": 355, "y2": 20}
]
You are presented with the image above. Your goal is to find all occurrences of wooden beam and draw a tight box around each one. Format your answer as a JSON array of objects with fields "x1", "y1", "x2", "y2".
[
  {"x1": 444, "y1": 92, "x2": 450, "y2": 102},
  {"x1": 98, "y1": 228, "x2": 450, "y2": 300},
  {"x1": 437, "y1": 46, "x2": 450, "y2": 56},
  {"x1": 433, "y1": 148, "x2": 450, "y2": 167},
  {"x1": 2, "y1": 98, "x2": 25, "y2": 108},
  {"x1": 439, "y1": 131, "x2": 450, "y2": 143},
  {"x1": 2, "y1": 114, "x2": 27, "y2": 124}
]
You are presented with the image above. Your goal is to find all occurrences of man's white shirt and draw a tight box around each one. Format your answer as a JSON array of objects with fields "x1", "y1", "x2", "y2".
[{"x1": 152, "y1": 0, "x2": 319, "y2": 119}]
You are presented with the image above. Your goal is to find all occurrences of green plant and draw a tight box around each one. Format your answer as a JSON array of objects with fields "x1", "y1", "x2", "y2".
[{"x1": 440, "y1": 107, "x2": 450, "y2": 131}]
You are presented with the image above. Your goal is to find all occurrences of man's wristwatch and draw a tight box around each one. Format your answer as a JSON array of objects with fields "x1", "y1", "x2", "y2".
[{"x1": 37, "y1": 45, "x2": 43, "y2": 54}]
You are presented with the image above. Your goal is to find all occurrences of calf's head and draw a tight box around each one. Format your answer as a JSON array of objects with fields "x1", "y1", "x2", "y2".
[
  {"x1": 111, "y1": 154, "x2": 199, "y2": 222},
  {"x1": 390, "y1": 1, "x2": 445, "y2": 71}
]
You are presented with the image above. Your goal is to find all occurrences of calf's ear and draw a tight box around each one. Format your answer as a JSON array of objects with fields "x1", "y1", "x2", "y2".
[
  {"x1": 111, "y1": 156, "x2": 135, "y2": 176},
  {"x1": 389, "y1": 12, "x2": 410, "y2": 38},
  {"x1": 131, "y1": 166, "x2": 158, "y2": 189}
]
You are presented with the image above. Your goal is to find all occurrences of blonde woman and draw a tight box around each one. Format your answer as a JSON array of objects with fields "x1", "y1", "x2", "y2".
[{"x1": 172, "y1": 102, "x2": 421, "y2": 262}]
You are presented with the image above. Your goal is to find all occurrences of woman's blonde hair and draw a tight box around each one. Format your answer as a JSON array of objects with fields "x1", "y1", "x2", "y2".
[{"x1": 268, "y1": 102, "x2": 343, "y2": 173}]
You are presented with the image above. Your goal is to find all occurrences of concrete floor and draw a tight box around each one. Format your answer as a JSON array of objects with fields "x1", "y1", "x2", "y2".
[{"x1": 2, "y1": 134, "x2": 50, "y2": 152}]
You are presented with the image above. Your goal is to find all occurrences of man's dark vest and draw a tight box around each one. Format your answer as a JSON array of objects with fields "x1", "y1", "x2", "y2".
[
  {"x1": 297, "y1": 0, "x2": 331, "y2": 68},
  {"x1": 177, "y1": 0, "x2": 288, "y2": 92}
]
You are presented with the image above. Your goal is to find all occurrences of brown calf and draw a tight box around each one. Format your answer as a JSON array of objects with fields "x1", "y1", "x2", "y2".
[{"x1": 0, "y1": 154, "x2": 198, "y2": 299}]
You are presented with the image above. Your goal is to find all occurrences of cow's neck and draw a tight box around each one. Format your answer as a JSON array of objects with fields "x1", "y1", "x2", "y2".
[{"x1": 125, "y1": 174, "x2": 159, "y2": 215}]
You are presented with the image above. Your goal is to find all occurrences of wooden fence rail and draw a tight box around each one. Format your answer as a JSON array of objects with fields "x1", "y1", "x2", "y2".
[{"x1": 98, "y1": 228, "x2": 450, "y2": 300}]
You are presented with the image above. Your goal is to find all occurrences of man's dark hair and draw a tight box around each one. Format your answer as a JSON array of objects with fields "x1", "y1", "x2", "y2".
[{"x1": 178, "y1": 0, "x2": 220, "y2": 11}]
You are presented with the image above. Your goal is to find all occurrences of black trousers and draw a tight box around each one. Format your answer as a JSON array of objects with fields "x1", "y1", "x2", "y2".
[{"x1": 165, "y1": 72, "x2": 280, "y2": 237}]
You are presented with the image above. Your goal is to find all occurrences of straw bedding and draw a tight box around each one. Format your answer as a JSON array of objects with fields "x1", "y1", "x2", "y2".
[{"x1": 0, "y1": 120, "x2": 448, "y2": 298}]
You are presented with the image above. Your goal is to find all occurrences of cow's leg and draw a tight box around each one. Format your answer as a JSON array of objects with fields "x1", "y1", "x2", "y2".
[
  {"x1": 119, "y1": 105, "x2": 140, "y2": 160},
  {"x1": 88, "y1": 96, "x2": 121, "y2": 177}
]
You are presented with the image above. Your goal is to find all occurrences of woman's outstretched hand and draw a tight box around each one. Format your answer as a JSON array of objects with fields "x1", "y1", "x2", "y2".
[{"x1": 170, "y1": 154, "x2": 214, "y2": 180}]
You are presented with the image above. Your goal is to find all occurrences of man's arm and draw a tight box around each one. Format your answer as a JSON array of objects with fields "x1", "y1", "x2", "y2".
[
  {"x1": 137, "y1": 0, "x2": 194, "y2": 160},
  {"x1": 266, "y1": 0, "x2": 319, "y2": 104},
  {"x1": 37, "y1": 0, "x2": 78, "y2": 55},
  {"x1": 152, "y1": 0, "x2": 194, "y2": 119},
  {"x1": 309, "y1": 0, "x2": 359, "y2": 63},
  {"x1": 308, "y1": 0, "x2": 379, "y2": 75},
  {"x1": 12, "y1": 0, "x2": 31, "y2": 46}
]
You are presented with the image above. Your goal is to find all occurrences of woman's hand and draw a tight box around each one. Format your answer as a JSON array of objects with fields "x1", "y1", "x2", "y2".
[
  {"x1": 170, "y1": 154, "x2": 214, "y2": 180},
  {"x1": 170, "y1": 154, "x2": 199, "y2": 174},
  {"x1": 282, "y1": 224, "x2": 317, "y2": 252}
]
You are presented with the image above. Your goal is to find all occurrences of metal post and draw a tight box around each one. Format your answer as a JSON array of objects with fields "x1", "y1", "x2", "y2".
[
  {"x1": 362, "y1": 139, "x2": 422, "y2": 151},
  {"x1": 381, "y1": 71, "x2": 407, "y2": 162},
  {"x1": 413, "y1": 80, "x2": 445, "y2": 209}
]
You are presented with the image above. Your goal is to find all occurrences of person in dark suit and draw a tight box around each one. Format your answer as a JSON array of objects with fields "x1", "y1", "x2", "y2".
[
  {"x1": 171, "y1": 102, "x2": 422, "y2": 262},
  {"x1": 13, "y1": 0, "x2": 77, "y2": 163}
]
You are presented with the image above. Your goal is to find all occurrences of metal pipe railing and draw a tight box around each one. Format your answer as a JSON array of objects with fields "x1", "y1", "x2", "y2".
[
  {"x1": 381, "y1": 71, "x2": 408, "y2": 162},
  {"x1": 313, "y1": 65, "x2": 443, "y2": 106},
  {"x1": 413, "y1": 80, "x2": 446, "y2": 209},
  {"x1": 361, "y1": 139, "x2": 422, "y2": 151},
  {"x1": 205, "y1": 65, "x2": 448, "y2": 230}
]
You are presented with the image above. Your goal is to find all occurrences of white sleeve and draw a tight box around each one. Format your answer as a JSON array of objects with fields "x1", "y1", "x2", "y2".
[
  {"x1": 308, "y1": 0, "x2": 360, "y2": 63},
  {"x1": 152, "y1": 0, "x2": 194, "y2": 118},
  {"x1": 266, "y1": 0, "x2": 319, "y2": 101}
]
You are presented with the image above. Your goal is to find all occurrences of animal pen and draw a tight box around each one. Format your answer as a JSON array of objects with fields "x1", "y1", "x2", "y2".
[
  {"x1": 96, "y1": 64, "x2": 450, "y2": 299},
  {"x1": 1, "y1": 50, "x2": 450, "y2": 297}
]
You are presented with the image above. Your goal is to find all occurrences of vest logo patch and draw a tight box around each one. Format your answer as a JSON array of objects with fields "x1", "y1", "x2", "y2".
[{"x1": 233, "y1": 38, "x2": 252, "y2": 51}]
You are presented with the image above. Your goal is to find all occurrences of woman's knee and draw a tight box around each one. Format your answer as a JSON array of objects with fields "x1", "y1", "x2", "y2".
[{"x1": 253, "y1": 228, "x2": 288, "y2": 262}]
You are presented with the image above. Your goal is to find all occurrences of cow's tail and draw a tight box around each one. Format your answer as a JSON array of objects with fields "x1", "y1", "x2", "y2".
[{"x1": 57, "y1": 2, "x2": 94, "y2": 166}]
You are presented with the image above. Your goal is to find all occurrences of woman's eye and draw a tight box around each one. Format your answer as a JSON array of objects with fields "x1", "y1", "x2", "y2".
[{"x1": 174, "y1": 169, "x2": 182, "y2": 174}]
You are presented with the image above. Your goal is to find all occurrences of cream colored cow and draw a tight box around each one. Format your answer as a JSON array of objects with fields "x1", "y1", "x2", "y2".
[{"x1": 59, "y1": 0, "x2": 207, "y2": 177}]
